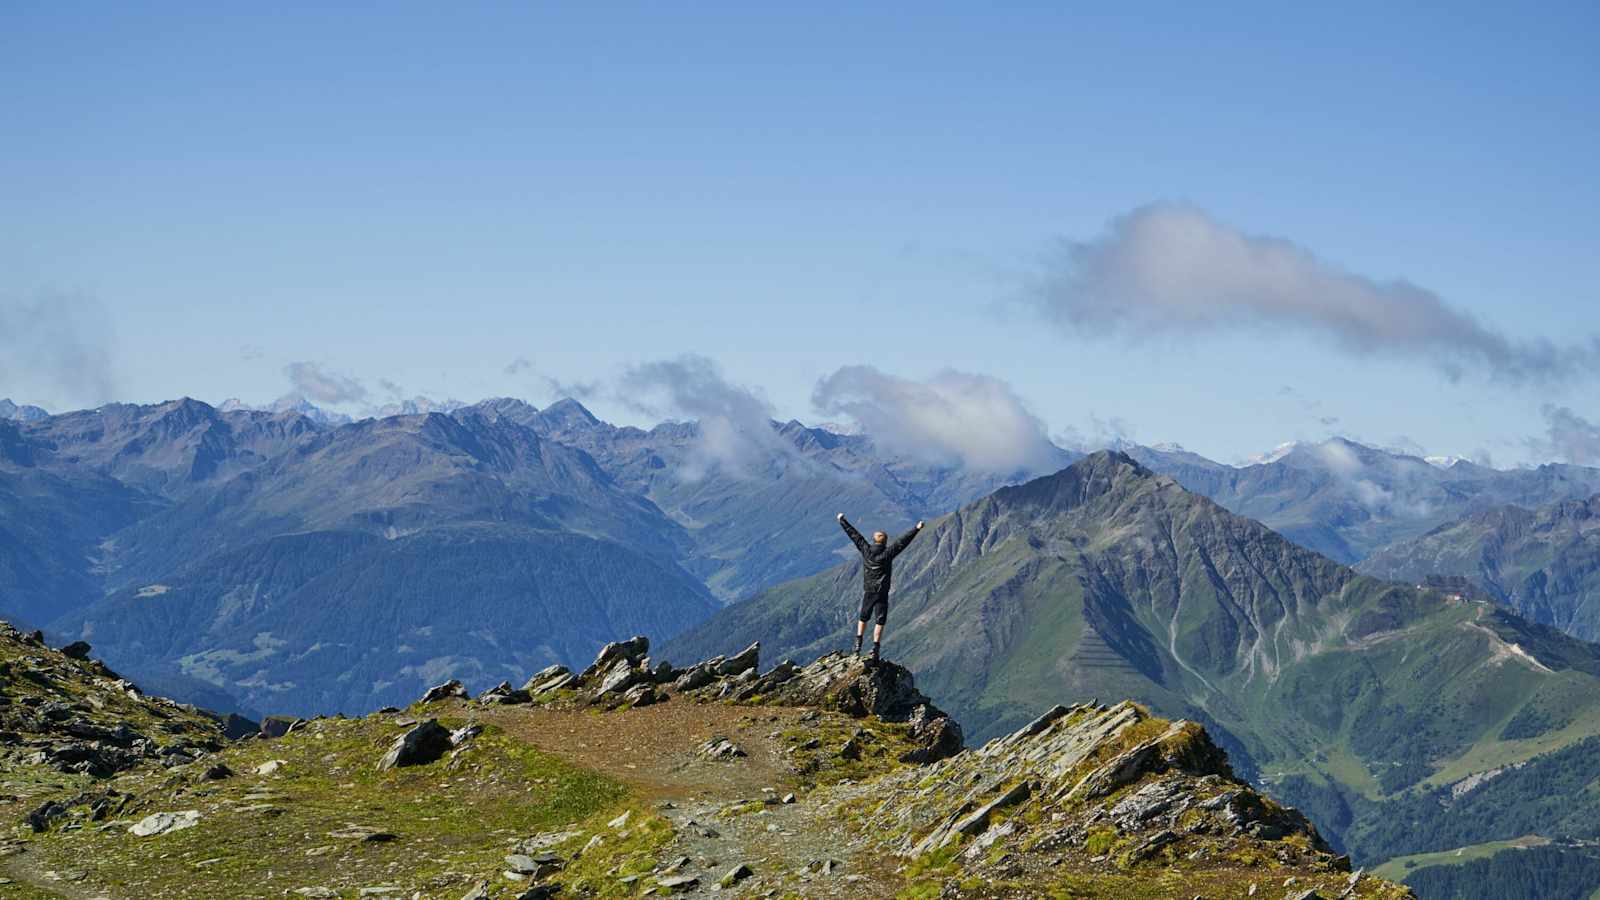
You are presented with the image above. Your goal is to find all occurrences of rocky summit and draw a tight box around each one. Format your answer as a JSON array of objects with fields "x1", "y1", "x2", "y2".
[
  {"x1": 0, "y1": 622, "x2": 229, "y2": 836},
  {"x1": 0, "y1": 618, "x2": 1410, "y2": 898}
]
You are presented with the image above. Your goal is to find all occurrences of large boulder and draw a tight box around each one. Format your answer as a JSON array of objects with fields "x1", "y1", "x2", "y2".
[
  {"x1": 59, "y1": 640, "x2": 92, "y2": 661},
  {"x1": 715, "y1": 642, "x2": 759, "y2": 678},
  {"x1": 669, "y1": 650, "x2": 963, "y2": 765},
  {"x1": 762, "y1": 653, "x2": 962, "y2": 764},
  {"x1": 476, "y1": 681, "x2": 531, "y2": 705},
  {"x1": 647, "y1": 659, "x2": 681, "y2": 684},
  {"x1": 220, "y1": 713, "x2": 260, "y2": 740},
  {"x1": 522, "y1": 665, "x2": 572, "y2": 695},
  {"x1": 129, "y1": 810, "x2": 201, "y2": 837},
  {"x1": 671, "y1": 661, "x2": 720, "y2": 692},
  {"x1": 377, "y1": 719, "x2": 453, "y2": 770},
  {"x1": 594, "y1": 658, "x2": 648, "y2": 700},
  {"x1": 902, "y1": 705, "x2": 964, "y2": 765},
  {"x1": 763, "y1": 653, "x2": 940, "y2": 721},
  {"x1": 620, "y1": 683, "x2": 661, "y2": 708},
  {"x1": 417, "y1": 680, "x2": 469, "y2": 704},
  {"x1": 259, "y1": 715, "x2": 298, "y2": 739},
  {"x1": 579, "y1": 636, "x2": 649, "y2": 681}
]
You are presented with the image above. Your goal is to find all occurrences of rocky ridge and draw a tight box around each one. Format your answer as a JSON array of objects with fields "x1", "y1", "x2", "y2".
[
  {"x1": 466, "y1": 635, "x2": 967, "y2": 766},
  {"x1": 826, "y1": 699, "x2": 1406, "y2": 897},
  {"x1": 0, "y1": 622, "x2": 228, "y2": 820},
  {"x1": 1, "y1": 623, "x2": 1411, "y2": 898}
]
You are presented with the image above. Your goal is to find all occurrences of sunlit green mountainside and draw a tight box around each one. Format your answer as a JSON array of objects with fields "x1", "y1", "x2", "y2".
[
  {"x1": 1, "y1": 397, "x2": 1066, "y2": 717},
  {"x1": 666, "y1": 451, "x2": 1600, "y2": 884},
  {"x1": 1128, "y1": 439, "x2": 1600, "y2": 565},
  {"x1": 1358, "y1": 494, "x2": 1600, "y2": 643}
]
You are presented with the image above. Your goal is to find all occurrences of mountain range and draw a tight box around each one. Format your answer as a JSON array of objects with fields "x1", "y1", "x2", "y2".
[
  {"x1": 665, "y1": 451, "x2": 1600, "y2": 887},
  {"x1": 9, "y1": 394, "x2": 1600, "y2": 720},
  {"x1": 0, "y1": 396, "x2": 1065, "y2": 717},
  {"x1": 1359, "y1": 494, "x2": 1600, "y2": 643},
  {"x1": 1128, "y1": 438, "x2": 1600, "y2": 565},
  {"x1": 0, "y1": 398, "x2": 50, "y2": 422}
]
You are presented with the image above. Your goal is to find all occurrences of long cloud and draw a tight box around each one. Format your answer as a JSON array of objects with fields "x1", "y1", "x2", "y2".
[{"x1": 1030, "y1": 204, "x2": 1600, "y2": 384}]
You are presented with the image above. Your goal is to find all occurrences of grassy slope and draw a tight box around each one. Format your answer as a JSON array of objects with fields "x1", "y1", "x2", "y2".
[
  {"x1": 663, "y1": 453, "x2": 1600, "y2": 867},
  {"x1": 1370, "y1": 835, "x2": 1550, "y2": 882},
  {"x1": 8, "y1": 708, "x2": 630, "y2": 899},
  {"x1": 8, "y1": 700, "x2": 1412, "y2": 900}
]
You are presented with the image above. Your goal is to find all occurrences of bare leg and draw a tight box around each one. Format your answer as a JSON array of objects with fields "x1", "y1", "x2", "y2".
[
  {"x1": 872, "y1": 623, "x2": 883, "y2": 643},
  {"x1": 857, "y1": 620, "x2": 866, "y2": 638}
]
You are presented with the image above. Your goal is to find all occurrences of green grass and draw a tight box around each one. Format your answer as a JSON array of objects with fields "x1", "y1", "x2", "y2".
[
  {"x1": 0, "y1": 879, "x2": 66, "y2": 899},
  {"x1": 552, "y1": 808, "x2": 676, "y2": 898},
  {"x1": 779, "y1": 715, "x2": 921, "y2": 787},
  {"x1": 1370, "y1": 835, "x2": 1551, "y2": 882},
  {"x1": 13, "y1": 712, "x2": 628, "y2": 899}
]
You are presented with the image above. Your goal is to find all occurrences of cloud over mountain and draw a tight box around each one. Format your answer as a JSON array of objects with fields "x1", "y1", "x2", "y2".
[
  {"x1": 1529, "y1": 405, "x2": 1600, "y2": 465},
  {"x1": 1031, "y1": 204, "x2": 1600, "y2": 384},
  {"x1": 620, "y1": 355, "x2": 789, "y2": 476},
  {"x1": 0, "y1": 293, "x2": 116, "y2": 408},
  {"x1": 812, "y1": 366, "x2": 1060, "y2": 474},
  {"x1": 283, "y1": 361, "x2": 367, "y2": 405}
]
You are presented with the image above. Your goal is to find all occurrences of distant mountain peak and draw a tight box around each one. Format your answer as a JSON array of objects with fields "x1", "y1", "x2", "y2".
[
  {"x1": 1244, "y1": 441, "x2": 1301, "y2": 466},
  {"x1": 266, "y1": 394, "x2": 353, "y2": 426},
  {"x1": 459, "y1": 397, "x2": 541, "y2": 426},
  {"x1": 372, "y1": 396, "x2": 465, "y2": 418},
  {"x1": 543, "y1": 397, "x2": 599, "y2": 424},
  {"x1": 0, "y1": 398, "x2": 50, "y2": 422},
  {"x1": 992, "y1": 448, "x2": 1151, "y2": 513}
]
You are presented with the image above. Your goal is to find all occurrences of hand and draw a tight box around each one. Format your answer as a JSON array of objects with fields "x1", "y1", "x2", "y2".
[
  {"x1": 837, "y1": 513, "x2": 844, "y2": 520},
  {"x1": 916, "y1": 521, "x2": 925, "y2": 530}
]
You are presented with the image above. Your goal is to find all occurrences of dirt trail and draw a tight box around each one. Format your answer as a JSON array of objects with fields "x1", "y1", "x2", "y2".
[
  {"x1": 479, "y1": 702, "x2": 894, "y2": 897},
  {"x1": 0, "y1": 846, "x2": 97, "y2": 899},
  {"x1": 478, "y1": 701, "x2": 809, "y2": 800}
]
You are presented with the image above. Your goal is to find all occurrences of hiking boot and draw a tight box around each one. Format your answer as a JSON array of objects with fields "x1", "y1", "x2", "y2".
[
  {"x1": 870, "y1": 642, "x2": 881, "y2": 663},
  {"x1": 852, "y1": 635, "x2": 863, "y2": 657}
]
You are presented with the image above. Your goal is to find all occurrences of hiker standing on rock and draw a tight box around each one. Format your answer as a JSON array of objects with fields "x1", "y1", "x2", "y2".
[{"x1": 837, "y1": 513, "x2": 923, "y2": 663}]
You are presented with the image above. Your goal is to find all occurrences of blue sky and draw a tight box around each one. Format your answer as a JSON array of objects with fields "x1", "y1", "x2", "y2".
[{"x1": 4, "y1": 3, "x2": 1597, "y2": 465}]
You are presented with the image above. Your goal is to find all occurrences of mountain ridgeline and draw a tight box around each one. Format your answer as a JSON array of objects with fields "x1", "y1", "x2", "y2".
[
  {"x1": 1358, "y1": 494, "x2": 1600, "y2": 643},
  {"x1": 667, "y1": 451, "x2": 1600, "y2": 883},
  {"x1": 1129, "y1": 439, "x2": 1600, "y2": 565},
  {"x1": 0, "y1": 397, "x2": 1064, "y2": 717},
  {"x1": 0, "y1": 618, "x2": 1413, "y2": 899}
]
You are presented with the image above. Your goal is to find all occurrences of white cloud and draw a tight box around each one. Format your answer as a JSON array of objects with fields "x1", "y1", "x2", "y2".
[
  {"x1": 0, "y1": 292, "x2": 116, "y2": 408},
  {"x1": 1031, "y1": 204, "x2": 1600, "y2": 384},
  {"x1": 619, "y1": 355, "x2": 789, "y2": 477},
  {"x1": 1529, "y1": 405, "x2": 1600, "y2": 465},
  {"x1": 812, "y1": 366, "x2": 1061, "y2": 474},
  {"x1": 283, "y1": 361, "x2": 367, "y2": 405}
]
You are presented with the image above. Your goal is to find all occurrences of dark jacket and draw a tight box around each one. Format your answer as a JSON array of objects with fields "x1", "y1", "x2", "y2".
[{"x1": 840, "y1": 516, "x2": 921, "y2": 599}]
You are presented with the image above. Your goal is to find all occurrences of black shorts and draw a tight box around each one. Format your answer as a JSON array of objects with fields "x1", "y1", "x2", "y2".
[{"x1": 859, "y1": 592, "x2": 888, "y2": 626}]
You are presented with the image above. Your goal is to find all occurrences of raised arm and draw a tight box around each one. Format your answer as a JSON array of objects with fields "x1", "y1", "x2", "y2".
[
  {"x1": 887, "y1": 521, "x2": 925, "y2": 559},
  {"x1": 837, "y1": 513, "x2": 870, "y2": 555}
]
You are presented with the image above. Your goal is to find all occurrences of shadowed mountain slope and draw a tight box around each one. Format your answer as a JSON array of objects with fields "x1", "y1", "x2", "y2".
[{"x1": 1358, "y1": 494, "x2": 1600, "y2": 642}]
